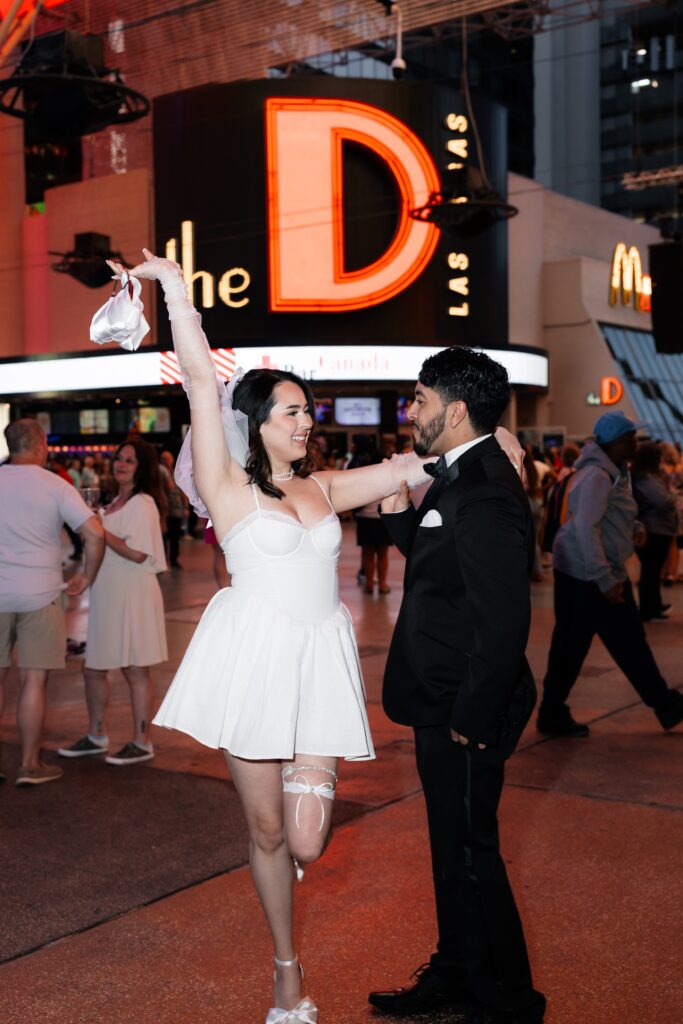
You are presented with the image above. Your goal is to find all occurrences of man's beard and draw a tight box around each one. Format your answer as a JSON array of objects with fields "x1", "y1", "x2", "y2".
[{"x1": 413, "y1": 407, "x2": 446, "y2": 455}]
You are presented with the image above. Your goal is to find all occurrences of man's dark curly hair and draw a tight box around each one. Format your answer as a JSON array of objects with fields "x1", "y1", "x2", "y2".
[{"x1": 418, "y1": 346, "x2": 510, "y2": 435}]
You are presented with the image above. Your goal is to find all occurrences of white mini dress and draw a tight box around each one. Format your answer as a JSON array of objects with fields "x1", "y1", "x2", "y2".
[
  {"x1": 153, "y1": 477, "x2": 375, "y2": 761},
  {"x1": 86, "y1": 494, "x2": 168, "y2": 671}
]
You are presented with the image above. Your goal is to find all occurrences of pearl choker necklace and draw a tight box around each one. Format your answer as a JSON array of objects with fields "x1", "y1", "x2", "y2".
[{"x1": 272, "y1": 469, "x2": 294, "y2": 482}]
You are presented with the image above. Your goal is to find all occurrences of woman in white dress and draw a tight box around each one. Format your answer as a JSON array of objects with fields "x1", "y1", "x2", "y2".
[
  {"x1": 58, "y1": 438, "x2": 168, "y2": 767},
  {"x1": 106, "y1": 249, "x2": 523, "y2": 1024}
]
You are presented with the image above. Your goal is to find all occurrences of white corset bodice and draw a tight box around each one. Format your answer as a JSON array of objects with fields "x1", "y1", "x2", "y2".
[
  {"x1": 221, "y1": 483, "x2": 342, "y2": 625},
  {"x1": 154, "y1": 476, "x2": 374, "y2": 762}
]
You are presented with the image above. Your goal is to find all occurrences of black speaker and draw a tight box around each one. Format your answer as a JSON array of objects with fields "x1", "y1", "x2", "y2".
[{"x1": 649, "y1": 242, "x2": 683, "y2": 354}]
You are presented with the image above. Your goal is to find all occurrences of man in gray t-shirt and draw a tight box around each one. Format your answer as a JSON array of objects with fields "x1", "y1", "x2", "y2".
[{"x1": 0, "y1": 420, "x2": 104, "y2": 787}]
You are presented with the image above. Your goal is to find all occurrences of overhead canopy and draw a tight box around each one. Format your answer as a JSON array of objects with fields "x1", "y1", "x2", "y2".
[{"x1": 601, "y1": 324, "x2": 683, "y2": 447}]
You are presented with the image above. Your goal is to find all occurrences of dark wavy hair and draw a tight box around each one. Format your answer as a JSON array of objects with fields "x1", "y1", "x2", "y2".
[
  {"x1": 632, "y1": 441, "x2": 663, "y2": 479},
  {"x1": 232, "y1": 369, "x2": 315, "y2": 499},
  {"x1": 418, "y1": 346, "x2": 510, "y2": 435},
  {"x1": 114, "y1": 438, "x2": 167, "y2": 518}
]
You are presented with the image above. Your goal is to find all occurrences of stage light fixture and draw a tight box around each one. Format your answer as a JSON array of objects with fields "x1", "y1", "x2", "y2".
[
  {"x1": 410, "y1": 165, "x2": 517, "y2": 236},
  {"x1": 0, "y1": 29, "x2": 149, "y2": 141},
  {"x1": 50, "y1": 232, "x2": 129, "y2": 289}
]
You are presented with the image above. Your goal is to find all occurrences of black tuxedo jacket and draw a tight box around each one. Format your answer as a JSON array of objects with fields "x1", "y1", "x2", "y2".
[{"x1": 381, "y1": 435, "x2": 537, "y2": 756}]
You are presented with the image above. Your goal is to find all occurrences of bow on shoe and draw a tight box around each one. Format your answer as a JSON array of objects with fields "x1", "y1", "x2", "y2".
[{"x1": 265, "y1": 998, "x2": 318, "y2": 1023}]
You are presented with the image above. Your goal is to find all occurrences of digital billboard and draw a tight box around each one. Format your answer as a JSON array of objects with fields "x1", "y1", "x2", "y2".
[{"x1": 154, "y1": 78, "x2": 509, "y2": 350}]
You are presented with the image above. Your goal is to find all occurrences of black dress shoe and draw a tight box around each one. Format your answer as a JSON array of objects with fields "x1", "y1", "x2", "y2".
[
  {"x1": 536, "y1": 707, "x2": 589, "y2": 737},
  {"x1": 369, "y1": 963, "x2": 474, "y2": 1016},
  {"x1": 655, "y1": 688, "x2": 683, "y2": 730}
]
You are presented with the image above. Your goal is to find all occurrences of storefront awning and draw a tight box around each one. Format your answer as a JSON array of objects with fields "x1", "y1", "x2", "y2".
[
  {"x1": 0, "y1": 344, "x2": 548, "y2": 398},
  {"x1": 600, "y1": 324, "x2": 683, "y2": 447}
]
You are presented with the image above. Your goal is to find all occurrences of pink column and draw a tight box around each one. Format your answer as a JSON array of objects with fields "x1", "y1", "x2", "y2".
[{"x1": 22, "y1": 212, "x2": 50, "y2": 355}]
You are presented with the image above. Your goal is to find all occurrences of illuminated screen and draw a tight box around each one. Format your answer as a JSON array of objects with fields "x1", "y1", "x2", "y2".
[
  {"x1": 335, "y1": 397, "x2": 380, "y2": 426},
  {"x1": 110, "y1": 407, "x2": 171, "y2": 434},
  {"x1": 36, "y1": 411, "x2": 52, "y2": 435},
  {"x1": 138, "y1": 407, "x2": 171, "y2": 434},
  {"x1": 315, "y1": 398, "x2": 332, "y2": 425},
  {"x1": 397, "y1": 396, "x2": 412, "y2": 425},
  {"x1": 79, "y1": 409, "x2": 109, "y2": 435},
  {"x1": 154, "y1": 80, "x2": 509, "y2": 350},
  {"x1": 543, "y1": 433, "x2": 565, "y2": 451}
]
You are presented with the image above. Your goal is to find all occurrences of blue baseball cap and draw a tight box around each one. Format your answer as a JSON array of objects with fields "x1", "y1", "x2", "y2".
[{"x1": 593, "y1": 411, "x2": 645, "y2": 444}]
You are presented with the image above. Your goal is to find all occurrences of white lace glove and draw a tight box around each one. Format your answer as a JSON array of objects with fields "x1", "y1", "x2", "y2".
[
  {"x1": 107, "y1": 251, "x2": 219, "y2": 408},
  {"x1": 384, "y1": 451, "x2": 436, "y2": 491}
]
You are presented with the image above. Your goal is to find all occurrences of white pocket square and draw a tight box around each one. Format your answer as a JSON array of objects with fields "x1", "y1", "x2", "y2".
[{"x1": 420, "y1": 509, "x2": 443, "y2": 528}]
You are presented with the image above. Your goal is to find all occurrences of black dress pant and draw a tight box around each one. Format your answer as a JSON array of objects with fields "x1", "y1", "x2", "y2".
[
  {"x1": 65, "y1": 524, "x2": 82, "y2": 558},
  {"x1": 541, "y1": 571, "x2": 670, "y2": 713},
  {"x1": 165, "y1": 516, "x2": 183, "y2": 566},
  {"x1": 636, "y1": 533, "x2": 673, "y2": 619},
  {"x1": 414, "y1": 724, "x2": 544, "y2": 1018}
]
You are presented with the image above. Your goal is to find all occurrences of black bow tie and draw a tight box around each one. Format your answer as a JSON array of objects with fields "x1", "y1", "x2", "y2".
[{"x1": 424, "y1": 456, "x2": 447, "y2": 479}]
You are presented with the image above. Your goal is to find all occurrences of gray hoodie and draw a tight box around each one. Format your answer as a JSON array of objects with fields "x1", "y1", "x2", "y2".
[
  {"x1": 633, "y1": 474, "x2": 678, "y2": 537},
  {"x1": 553, "y1": 440, "x2": 638, "y2": 593}
]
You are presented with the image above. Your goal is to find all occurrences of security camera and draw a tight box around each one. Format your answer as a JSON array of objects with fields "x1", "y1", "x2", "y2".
[{"x1": 391, "y1": 56, "x2": 406, "y2": 79}]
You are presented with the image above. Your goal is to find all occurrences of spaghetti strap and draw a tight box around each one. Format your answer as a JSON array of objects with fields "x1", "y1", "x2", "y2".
[
  {"x1": 310, "y1": 473, "x2": 336, "y2": 513},
  {"x1": 251, "y1": 482, "x2": 261, "y2": 514}
]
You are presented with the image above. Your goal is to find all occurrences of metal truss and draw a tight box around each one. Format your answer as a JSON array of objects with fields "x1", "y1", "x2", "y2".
[{"x1": 622, "y1": 167, "x2": 683, "y2": 191}]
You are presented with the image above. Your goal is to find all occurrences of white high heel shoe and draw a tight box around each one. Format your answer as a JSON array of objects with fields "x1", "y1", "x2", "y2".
[{"x1": 265, "y1": 955, "x2": 318, "y2": 1024}]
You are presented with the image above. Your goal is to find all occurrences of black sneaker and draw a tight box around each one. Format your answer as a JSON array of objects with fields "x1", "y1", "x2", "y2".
[
  {"x1": 537, "y1": 707, "x2": 589, "y2": 738},
  {"x1": 105, "y1": 742, "x2": 154, "y2": 766},
  {"x1": 642, "y1": 605, "x2": 671, "y2": 621},
  {"x1": 655, "y1": 689, "x2": 683, "y2": 730},
  {"x1": 58, "y1": 735, "x2": 108, "y2": 757}
]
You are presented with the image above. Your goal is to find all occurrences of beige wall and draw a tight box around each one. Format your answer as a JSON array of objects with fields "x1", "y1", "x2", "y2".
[
  {"x1": 539, "y1": 259, "x2": 639, "y2": 438},
  {"x1": 508, "y1": 175, "x2": 545, "y2": 351},
  {"x1": 42, "y1": 167, "x2": 154, "y2": 353},
  {"x1": 508, "y1": 172, "x2": 661, "y2": 441}
]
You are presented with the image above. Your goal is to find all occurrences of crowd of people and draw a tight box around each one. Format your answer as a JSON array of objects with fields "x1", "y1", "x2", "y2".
[{"x1": 1, "y1": 247, "x2": 682, "y2": 1023}]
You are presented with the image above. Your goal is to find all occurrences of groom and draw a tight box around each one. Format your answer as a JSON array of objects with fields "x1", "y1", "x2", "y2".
[{"x1": 369, "y1": 347, "x2": 545, "y2": 1024}]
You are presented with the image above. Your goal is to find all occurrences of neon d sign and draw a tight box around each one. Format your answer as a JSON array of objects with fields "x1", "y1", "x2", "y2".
[
  {"x1": 265, "y1": 97, "x2": 440, "y2": 312},
  {"x1": 154, "y1": 80, "x2": 509, "y2": 348},
  {"x1": 166, "y1": 98, "x2": 442, "y2": 315}
]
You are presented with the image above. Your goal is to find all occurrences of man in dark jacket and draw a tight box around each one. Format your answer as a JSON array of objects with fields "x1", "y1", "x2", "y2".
[
  {"x1": 537, "y1": 411, "x2": 683, "y2": 737},
  {"x1": 369, "y1": 347, "x2": 545, "y2": 1024}
]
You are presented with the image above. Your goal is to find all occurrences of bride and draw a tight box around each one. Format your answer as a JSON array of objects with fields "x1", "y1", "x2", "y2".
[{"x1": 106, "y1": 249, "x2": 522, "y2": 1024}]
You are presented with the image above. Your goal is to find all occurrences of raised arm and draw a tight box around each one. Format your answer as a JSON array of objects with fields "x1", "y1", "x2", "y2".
[{"x1": 107, "y1": 251, "x2": 240, "y2": 519}]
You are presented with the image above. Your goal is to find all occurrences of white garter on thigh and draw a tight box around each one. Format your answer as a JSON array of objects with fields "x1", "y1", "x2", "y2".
[{"x1": 281, "y1": 764, "x2": 337, "y2": 832}]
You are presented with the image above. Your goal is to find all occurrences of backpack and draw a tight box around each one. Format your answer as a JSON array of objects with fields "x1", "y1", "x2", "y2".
[{"x1": 540, "y1": 470, "x2": 576, "y2": 554}]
